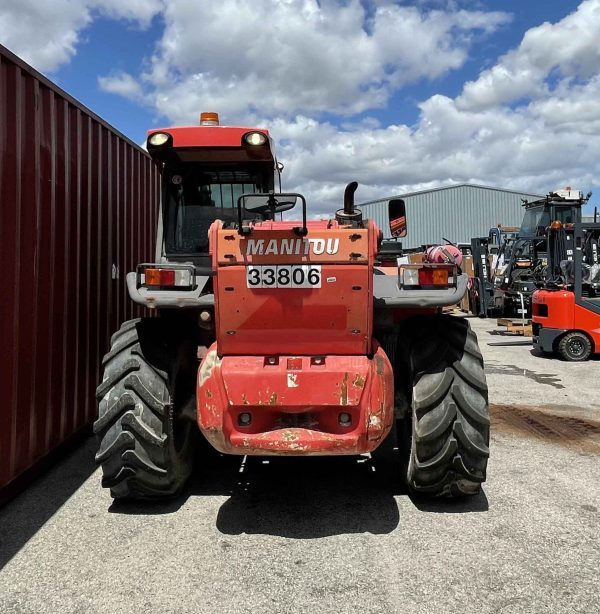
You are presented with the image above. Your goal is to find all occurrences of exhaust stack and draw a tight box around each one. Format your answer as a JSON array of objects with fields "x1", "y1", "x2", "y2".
[{"x1": 336, "y1": 181, "x2": 363, "y2": 224}]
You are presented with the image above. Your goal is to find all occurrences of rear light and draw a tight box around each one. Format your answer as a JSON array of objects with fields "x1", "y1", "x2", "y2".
[
  {"x1": 145, "y1": 268, "x2": 175, "y2": 286},
  {"x1": 399, "y1": 264, "x2": 455, "y2": 289},
  {"x1": 402, "y1": 268, "x2": 420, "y2": 286},
  {"x1": 137, "y1": 264, "x2": 195, "y2": 289},
  {"x1": 418, "y1": 268, "x2": 449, "y2": 286}
]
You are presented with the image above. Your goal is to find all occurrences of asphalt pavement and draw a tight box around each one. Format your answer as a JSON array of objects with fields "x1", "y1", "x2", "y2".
[{"x1": 1, "y1": 317, "x2": 599, "y2": 614}]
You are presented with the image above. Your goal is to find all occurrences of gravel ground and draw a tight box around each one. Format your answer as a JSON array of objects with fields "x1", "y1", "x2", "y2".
[{"x1": 1, "y1": 317, "x2": 599, "y2": 614}]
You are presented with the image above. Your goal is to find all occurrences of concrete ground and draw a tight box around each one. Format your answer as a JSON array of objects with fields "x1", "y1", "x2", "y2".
[{"x1": 1, "y1": 317, "x2": 599, "y2": 614}]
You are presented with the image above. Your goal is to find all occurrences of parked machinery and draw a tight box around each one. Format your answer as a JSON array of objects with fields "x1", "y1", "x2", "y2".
[
  {"x1": 492, "y1": 188, "x2": 589, "y2": 319},
  {"x1": 467, "y1": 236, "x2": 497, "y2": 317},
  {"x1": 488, "y1": 225, "x2": 519, "y2": 266},
  {"x1": 95, "y1": 115, "x2": 490, "y2": 500},
  {"x1": 532, "y1": 222, "x2": 600, "y2": 361}
]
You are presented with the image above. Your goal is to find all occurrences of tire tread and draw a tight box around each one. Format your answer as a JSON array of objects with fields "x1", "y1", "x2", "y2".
[
  {"x1": 94, "y1": 318, "x2": 194, "y2": 499},
  {"x1": 405, "y1": 315, "x2": 490, "y2": 497}
]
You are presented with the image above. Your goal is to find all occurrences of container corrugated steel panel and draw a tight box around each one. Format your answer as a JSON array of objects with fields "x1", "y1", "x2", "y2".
[
  {"x1": 0, "y1": 45, "x2": 160, "y2": 498},
  {"x1": 359, "y1": 184, "x2": 544, "y2": 249}
]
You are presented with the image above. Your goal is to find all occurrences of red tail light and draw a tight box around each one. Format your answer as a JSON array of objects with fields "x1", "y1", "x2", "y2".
[
  {"x1": 400, "y1": 264, "x2": 454, "y2": 288},
  {"x1": 145, "y1": 268, "x2": 176, "y2": 286},
  {"x1": 418, "y1": 268, "x2": 449, "y2": 286}
]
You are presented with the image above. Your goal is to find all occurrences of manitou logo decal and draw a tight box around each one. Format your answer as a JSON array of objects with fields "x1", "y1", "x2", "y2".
[{"x1": 246, "y1": 238, "x2": 340, "y2": 256}]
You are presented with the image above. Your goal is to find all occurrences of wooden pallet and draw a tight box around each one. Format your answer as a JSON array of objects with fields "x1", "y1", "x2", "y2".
[{"x1": 496, "y1": 318, "x2": 532, "y2": 336}]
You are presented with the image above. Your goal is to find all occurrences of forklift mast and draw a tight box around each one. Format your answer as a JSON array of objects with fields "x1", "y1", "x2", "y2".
[{"x1": 470, "y1": 237, "x2": 495, "y2": 317}]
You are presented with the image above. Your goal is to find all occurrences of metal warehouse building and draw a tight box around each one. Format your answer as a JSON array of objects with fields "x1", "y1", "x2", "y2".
[{"x1": 358, "y1": 183, "x2": 543, "y2": 249}]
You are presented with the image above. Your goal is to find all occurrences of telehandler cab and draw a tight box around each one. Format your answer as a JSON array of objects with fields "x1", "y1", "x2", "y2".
[{"x1": 95, "y1": 114, "x2": 490, "y2": 500}]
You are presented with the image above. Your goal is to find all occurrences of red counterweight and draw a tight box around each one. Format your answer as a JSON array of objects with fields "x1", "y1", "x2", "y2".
[{"x1": 196, "y1": 218, "x2": 395, "y2": 454}]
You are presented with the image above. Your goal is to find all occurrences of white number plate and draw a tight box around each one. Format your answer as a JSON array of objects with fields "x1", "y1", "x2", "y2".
[{"x1": 246, "y1": 265, "x2": 322, "y2": 288}]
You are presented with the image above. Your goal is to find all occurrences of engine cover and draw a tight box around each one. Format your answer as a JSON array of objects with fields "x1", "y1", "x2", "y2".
[{"x1": 208, "y1": 219, "x2": 379, "y2": 356}]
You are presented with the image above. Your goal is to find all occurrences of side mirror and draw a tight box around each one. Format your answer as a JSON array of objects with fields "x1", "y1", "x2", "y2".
[{"x1": 388, "y1": 199, "x2": 407, "y2": 238}]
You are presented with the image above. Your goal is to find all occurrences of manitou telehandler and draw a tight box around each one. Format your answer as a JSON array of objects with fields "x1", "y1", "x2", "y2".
[{"x1": 95, "y1": 114, "x2": 490, "y2": 500}]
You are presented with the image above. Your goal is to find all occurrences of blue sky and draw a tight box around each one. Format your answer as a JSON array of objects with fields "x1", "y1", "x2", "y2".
[
  {"x1": 52, "y1": 1, "x2": 581, "y2": 142},
  {"x1": 1, "y1": 0, "x2": 598, "y2": 215},
  {"x1": 54, "y1": 14, "x2": 163, "y2": 142}
]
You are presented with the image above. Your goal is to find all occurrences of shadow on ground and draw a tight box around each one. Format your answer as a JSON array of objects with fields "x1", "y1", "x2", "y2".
[
  {"x1": 214, "y1": 454, "x2": 401, "y2": 538},
  {"x1": 213, "y1": 445, "x2": 488, "y2": 536},
  {"x1": 409, "y1": 490, "x2": 489, "y2": 513},
  {"x1": 1, "y1": 436, "x2": 489, "y2": 558},
  {"x1": 112, "y1": 438, "x2": 489, "y2": 536},
  {"x1": 0, "y1": 437, "x2": 98, "y2": 571},
  {"x1": 110, "y1": 449, "x2": 404, "y2": 537}
]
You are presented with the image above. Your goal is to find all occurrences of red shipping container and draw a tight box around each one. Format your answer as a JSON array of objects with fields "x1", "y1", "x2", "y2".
[{"x1": 0, "y1": 44, "x2": 160, "y2": 501}]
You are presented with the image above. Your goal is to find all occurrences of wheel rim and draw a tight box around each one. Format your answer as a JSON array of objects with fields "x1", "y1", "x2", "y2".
[{"x1": 567, "y1": 338, "x2": 585, "y2": 357}]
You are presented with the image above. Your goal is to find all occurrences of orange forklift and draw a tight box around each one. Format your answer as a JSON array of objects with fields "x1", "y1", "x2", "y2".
[{"x1": 532, "y1": 222, "x2": 600, "y2": 361}]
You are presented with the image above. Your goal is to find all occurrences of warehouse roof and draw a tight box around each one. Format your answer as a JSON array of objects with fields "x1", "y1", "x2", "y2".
[
  {"x1": 357, "y1": 183, "x2": 546, "y2": 248},
  {"x1": 359, "y1": 183, "x2": 544, "y2": 206}
]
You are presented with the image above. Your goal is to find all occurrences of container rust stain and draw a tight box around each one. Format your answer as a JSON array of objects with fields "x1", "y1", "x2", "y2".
[
  {"x1": 0, "y1": 44, "x2": 160, "y2": 501},
  {"x1": 491, "y1": 405, "x2": 600, "y2": 454}
]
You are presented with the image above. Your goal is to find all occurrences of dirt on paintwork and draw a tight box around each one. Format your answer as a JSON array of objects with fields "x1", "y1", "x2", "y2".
[
  {"x1": 491, "y1": 404, "x2": 600, "y2": 454},
  {"x1": 340, "y1": 373, "x2": 349, "y2": 406}
]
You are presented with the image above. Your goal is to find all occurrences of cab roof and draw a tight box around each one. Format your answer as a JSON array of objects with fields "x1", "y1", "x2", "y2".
[{"x1": 147, "y1": 126, "x2": 270, "y2": 149}]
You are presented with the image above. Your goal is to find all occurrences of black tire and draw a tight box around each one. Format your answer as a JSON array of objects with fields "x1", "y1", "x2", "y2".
[
  {"x1": 557, "y1": 331, "x2": 592, "y2": 362},
  {"x1": 94, "y1": 318, "x2": 198, "y2": 499},
  {"x1": 400, "y1": 315, "x2": 490, "y2": 497}
]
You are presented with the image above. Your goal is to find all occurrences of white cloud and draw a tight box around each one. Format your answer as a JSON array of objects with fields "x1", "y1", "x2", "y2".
[
  {"x1": 0, "y1": 0, "x2": 162, "y2": 72},
  {"x1": 256, "y1": 1, "x2": 600, "y2": 216},
  {"x1": 275, "y1": 89, "x2": 600, "y2": 217},
  {"x1": 7, "y1": 0, "x2": 597, "y2": 219},
  {"x1": 131, "y1": 0, "x2": 509, "y2": 123},
  {"x1": 457, "y1": 0, "x2": 600, "y2": 111},
  {"x1": 98, "y1": 71, "x2": 144, "y2": 100},
  {"x1": 0, "y1": 0, "x2": 89, "y2": 72},
  {"x1": 92, "y1": 0, "x2": 163, "y2": 27},
  {"x1": 273, "y1": 77, "x2": 600, "y2": 217}
]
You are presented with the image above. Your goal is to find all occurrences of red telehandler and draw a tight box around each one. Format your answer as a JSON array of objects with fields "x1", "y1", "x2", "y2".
[{"x1": 95, "y1": 114, "x2": 490, "y2": 499}]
